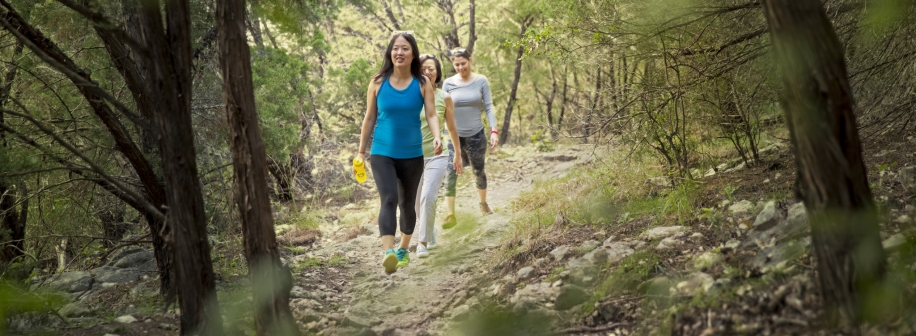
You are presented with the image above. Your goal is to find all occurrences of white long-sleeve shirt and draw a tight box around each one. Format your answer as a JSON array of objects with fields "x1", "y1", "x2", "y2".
[{"x1": 442, "y1": 74, "x2": 497, "y2": 137}]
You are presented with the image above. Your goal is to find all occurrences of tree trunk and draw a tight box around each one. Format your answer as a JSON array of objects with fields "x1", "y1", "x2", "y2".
[
  {"x1": 0, "y1": 38, "x2": 25, "y2": 263},
  {"x1": 763, "y1": 0, "x2": 886, "y2": 324},
  {"x1": 556, "y1": 65, "x2": 569, "y2": 138},
  {"x1": 267, "y1": 158, "x2": 293, "y2": 202},
  {"x1": 500, "y1": 17, "x2": 532, "y2": 144},
  {"x1": 217, "y1": 0, "x2": 298, "y2": 334},
  {"x1": 584, "y1": 66, "x2": 602, "y2": 143},
  {"x1": 466, "y1": 0, "x2": 477, "y2": 54},
  {"x1": 138, "y1": 0, "x2": 224, "y2": 333}
]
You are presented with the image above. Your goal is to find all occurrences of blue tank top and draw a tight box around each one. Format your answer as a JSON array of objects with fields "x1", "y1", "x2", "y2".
[{"x1": 370, "y1": 77, "x2": 424, "y2": 159}]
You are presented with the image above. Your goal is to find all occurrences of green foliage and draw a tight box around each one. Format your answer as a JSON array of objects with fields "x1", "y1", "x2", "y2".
[
  {"x1": 0, "y1": 281, "x2": 67, "y2": 330},
  {"x1": 530, "y1": 134, "x2": 555, "y2": 152},
  {"x1": 251, "y1": 47, "x2": 310, "y2": 158}
]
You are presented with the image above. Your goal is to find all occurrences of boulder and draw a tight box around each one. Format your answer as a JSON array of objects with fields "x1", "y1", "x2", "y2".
[
  {"x1": 655, "y1": 237, "x2": 681, "y2": 250},
  {"x1": 581, "y1": 248, "x2": 607, "y2": 265},
  {"x1": 112, "y1": 249, "x2": 154, "y2": 269},
  {"x1": 47, "y1": 271, "x2": 92, "y2": 293},
  {"x1": 105, "y1": 248, "x2": 147, "y2": 267},
  {"x1": 450, "y1": 304, "x2": 471, "y2": 322},
  {"x1": 517, "y1": 267, "x2": 536, "y2": 280},
  {"x1": 549, "y1": 245, "x2": 571, "y2": 262},
  {"x1": 641, "y1": 226, "x2": 686, "y2": 240},
  {"x1": 786, "y1": 202, "x2": 807, "y2": 226},
  {"x1": 58, "y1": 302, "x2": 89, "y2": 318},
  {"x1": 554, "y1": 285, "x2": 589, "y2": 310},
  {"x1": 728, "y1": 200, "x2": 755, "y2": 215},
  {"x1": 578, "y1": 240, "x2": 600, "y2": 253},
  {"x1": 91, "y1": 266, "x2": 140, "y2": 284},
  {"x1": 676, "y1": 272, "x2": 714, "y2": 296},
  {"x1": 601, "y1": 242, "x2": 635, "y2": 264},
  {"x1": 637, "y1": 276, "x2": 673, "y2": 294},
  {"x1": 648, "y1": 177, "x2": 671, "y2": 188},
  {"x1": 899, "y1": 166, "x2": 916, "y2": 193},
  {"x1": 753, "y1": 201, "x2": 782, "y2": 231},
  {"x1": 748, "y1": 238, "x2": 809, "y2": 272},
  {"x1": 115, "y1": 315, "x2": 137, "y2": 323},
  {"x1": 692, "y1": 251, "x2": 722, "y2": 269},
  {"x1": 882, "y1": 233, "x2": 908, "y2": 252}
]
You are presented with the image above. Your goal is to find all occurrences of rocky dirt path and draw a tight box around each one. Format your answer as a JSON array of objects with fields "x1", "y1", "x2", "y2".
[{"x1": 285, "y1": 145, "x2": 594, "y2": 336}]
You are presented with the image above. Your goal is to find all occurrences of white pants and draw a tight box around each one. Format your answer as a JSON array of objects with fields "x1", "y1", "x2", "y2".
[{"x1": 415, "y1": 155, "x2": 449, "y2": 243}]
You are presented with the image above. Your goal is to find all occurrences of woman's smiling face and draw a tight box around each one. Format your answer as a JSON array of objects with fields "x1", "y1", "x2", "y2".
[
  {"x1": 451, "y1": 55, "x2": 471, "y2": 77},
  {"x1": 391, "y1": 36, "x2": 413, "y2": 68},
  {"x1": 422, "y1": 59, "x2": 438, "y2": 82}
]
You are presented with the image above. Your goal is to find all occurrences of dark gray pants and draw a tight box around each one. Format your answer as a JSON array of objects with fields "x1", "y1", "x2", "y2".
[{"x1": 445, "y1": 129, "x2": 487, "y2": 196}]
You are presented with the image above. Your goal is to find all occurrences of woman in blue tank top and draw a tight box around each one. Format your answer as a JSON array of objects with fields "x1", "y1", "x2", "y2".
[{"x1": 356, "y1": 32, "x2": 442, "y2": 274}]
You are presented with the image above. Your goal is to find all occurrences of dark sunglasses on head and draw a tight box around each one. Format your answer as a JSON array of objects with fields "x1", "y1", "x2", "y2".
[{"x1": 450, "y1": 48, "x2": 468, "y2": 56}]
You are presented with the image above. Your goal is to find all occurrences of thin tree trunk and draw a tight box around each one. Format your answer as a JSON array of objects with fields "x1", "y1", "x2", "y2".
[
  {"x1": 763, "y1": 0, "x2": 886, "y2": 325},
  {"x1": 138, "y1": 0, "x2": 224, "y2": 333},
  {"x1": 500, "y1": 17, "x2": 533, "y2": 144},
  {"x1": 557, "y1": 65, "x2": 569, "y2": 137},
  {"x1": 585, "y1": 66, "x2": 602, "y2": 143},
  {"x1": 466, "y1": 0, "x2": 477, "y2": 53},
  {"x1": 0, "y1": 37, "x2": 24, "y2": 263},
  {"x1": 217, "y1": 0, "x2": 298, "y2": 334}
]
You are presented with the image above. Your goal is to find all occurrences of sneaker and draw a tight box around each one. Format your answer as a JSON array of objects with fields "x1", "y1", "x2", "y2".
[
  {"x1": 480, "y1": 202, "x2": 493, "y2": 215},
  {"x1": 442, "y1": 214, "x2": 457, "y2": 229},
  {"x1": 396, "y1": 248, "x2": 410, "y2": 267},
  {"x1": 381, "y1": 249, "x2": 398, "y2": 274},
  {"x1": 417, "y1": 244, "x2": 430, "y2": 258}
]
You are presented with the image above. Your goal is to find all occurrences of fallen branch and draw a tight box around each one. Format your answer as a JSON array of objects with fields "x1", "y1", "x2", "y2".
[{"x1": 558, "y1": 322, "x2": 629, "y2": 334}]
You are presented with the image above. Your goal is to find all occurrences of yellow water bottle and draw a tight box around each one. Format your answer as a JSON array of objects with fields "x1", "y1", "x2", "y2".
[{"x1": 353, "y1": 157, "x2": 367, "y2": 183}]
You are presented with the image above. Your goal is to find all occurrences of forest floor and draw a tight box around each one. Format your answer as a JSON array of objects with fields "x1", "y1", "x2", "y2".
[{"x1": 28, "y1": 130, "x2": 916, "y2": 336}]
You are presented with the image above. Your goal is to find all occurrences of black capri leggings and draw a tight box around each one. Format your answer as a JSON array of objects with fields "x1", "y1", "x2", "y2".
[
  {"x1": 445, "y1": 129, "x2": 487, "y2": 197},
  {"x1": 369, "y1": 155, "x2": 424, "y2": 236}
]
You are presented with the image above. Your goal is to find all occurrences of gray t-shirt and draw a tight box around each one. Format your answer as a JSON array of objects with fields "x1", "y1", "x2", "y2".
[{"x1": 442, "y1": 75, "x2": 497, "y2": 137}]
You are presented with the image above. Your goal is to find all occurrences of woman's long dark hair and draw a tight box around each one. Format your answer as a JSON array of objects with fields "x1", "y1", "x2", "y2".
[{"x1": 373, "y1": 32, "x2": 426, "y2": 85}]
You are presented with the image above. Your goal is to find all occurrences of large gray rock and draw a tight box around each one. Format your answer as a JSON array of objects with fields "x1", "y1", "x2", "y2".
[
  {"x1": 692, "y1": 251, "x2": 722, "y2": 269},
  {"x1": 728, "y1": 200, "x2": 755, "y2": 214},
  {"x1": 786, "y1": 202, "x2": 807, "y2": 225},
  {"x1": 58, "y1": 302, "x2": 90, "y2": 318},
  {"x1": 579, "y1": 240, "x2": 600, "y2": 253},
  {"x1": 748, "y1": 238, "x2": 809, "y2": 272},
  {"x1": 753, "y1": 201, "x2": 783, "y2": 231},
  {"x1": 48, "y1": 271, "x2": 92, "y2": 293},
  {"x1": 641, "y1": 226, "x2": 686, "y2": 240},
  {"x1": 676, "y1": 272, "x2": 714, "y2": 296},
  {"x1": 112, "y1": 249, "x2": 154, "y2": 269},
  {"x1": 601, "y1": 242, "x2": 635, "y2": 264},
  {"x1": 900, "y1": 166, "x2": 916, "y2": 193},
  {"x1": 517, "y1": 267, "x2": 536, "y2": 280},
  {"x1": 581, "y1": 248, "x2": 607, "y2": 264},
  {"x1": 106, "y1": 248, "x2": 146, "y2": 266},
  {"x1": 883, "y1": 233, "x2": 908, "y2": 252},
  {"x1": 549, "y1": 245, "x2": 571, "y2": 262},
  {"x1": 655, "y1": 237, "x2": 681, "y2": 250},
  {"x1": 91, "y1": 266, "x2": 141, "y2": 284},
  {"x1": 554, "y1": 285, "x2": 589, "y2": 310}
]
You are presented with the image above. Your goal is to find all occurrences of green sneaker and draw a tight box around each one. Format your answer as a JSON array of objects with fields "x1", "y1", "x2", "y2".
[
  {"x1": 381, "y1": 249, "x2": 398, "y2": 274},
  {"x1": 442, "y1": 214, "x2": 457, "y2": 230},
  {"x1": 396, "y1": 248, "x2": 410, "y2": 268}
]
